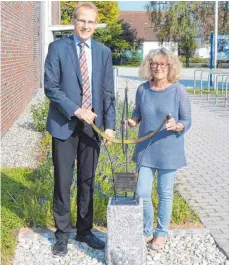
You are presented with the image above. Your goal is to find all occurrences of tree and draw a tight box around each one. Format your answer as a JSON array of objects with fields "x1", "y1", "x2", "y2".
[
  {"x1": 61, "y1": 1, "x2": 77, "y2": 25},
  {"x1": 60, "y1": 1, "x2": 130, "y2": 54},
  {"x1": 61, "y1": 1, "x2": 119, "y2": 25},
  {"x1": 93, "y1": 1, "x2": 119, "y2": 25},
  {"x1": 119, "y1": 20, "x2": 143, "y2": 50},
  {"x1": 146, "y1": 1, "x2": 229, "y2": 66},
  {"x1": 146, "y1": 1, "x2": 199, "y2": 67},
  {"x1": 94, "y1": 22, "x2": 129, "y2": 52},
  {"x1": 193, "y1": 1, "x2": 229, "y2": 37},
  {"x1": 220, "y1": 1, "x2": 229, "y2": 34}
]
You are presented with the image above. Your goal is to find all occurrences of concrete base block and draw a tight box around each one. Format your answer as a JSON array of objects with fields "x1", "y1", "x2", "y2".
[{"x1": 106, "y1": 196, "x2": 146, "y2": 265}]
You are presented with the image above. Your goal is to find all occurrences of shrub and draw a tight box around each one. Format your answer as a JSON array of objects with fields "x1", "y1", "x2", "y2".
[
  {"x1": 31, "y1": 98, "x2": 49, "y2": 132},
  {"x1": 112, "y1": 52, "x2": 122, "y2": 65},
  {"x1": 127, "y1": 57, "x2": 141, "y2": 66},
  {"x1": 179, "y1": 57, "x2": 209, "y2": 63}
]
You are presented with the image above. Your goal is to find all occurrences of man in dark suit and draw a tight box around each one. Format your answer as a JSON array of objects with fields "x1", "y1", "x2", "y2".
[{"x1": 44, "y1": 2, "x2": 115, "y2": 256}]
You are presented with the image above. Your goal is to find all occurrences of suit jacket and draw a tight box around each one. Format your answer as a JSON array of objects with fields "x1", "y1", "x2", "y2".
[{"x1": 44, "y1": 35, "x2": 116, "y2": 140}]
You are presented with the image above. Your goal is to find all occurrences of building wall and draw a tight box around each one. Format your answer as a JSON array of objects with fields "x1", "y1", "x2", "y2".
[
  {"x1": 194, "y1": 47, "x2": 210, "y2": 58},
  {"x1": 52, "y1": 1, "x2": 60, "y2": 25},
  {"x1": 1, "y1": 1, "x2": 41, "y2": 135}
]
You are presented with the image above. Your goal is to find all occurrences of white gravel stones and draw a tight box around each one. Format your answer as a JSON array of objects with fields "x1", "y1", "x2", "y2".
[
  {"x1": 12, "y1": 228, "x2": 229, "y2": 265},
  {"x1": 147, "y1": 233, "x2": 228, "y2": 265},
  {"x1": 1, "y1": 89, "x2": 45, "y2": 168}
]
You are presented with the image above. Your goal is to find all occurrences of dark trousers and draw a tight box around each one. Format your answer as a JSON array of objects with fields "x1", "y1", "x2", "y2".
[{"x1": 52, "y1": 122, "x2": 100, "y2": 239}]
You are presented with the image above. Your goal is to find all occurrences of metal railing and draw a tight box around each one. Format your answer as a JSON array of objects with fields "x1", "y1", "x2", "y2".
[
  {"x1": 225, "y1": 76, "x2": 229, "y2": 108},
  {"x1": 193, "y1": 69, "x2": 229, "y2": 108},
  {"x1": 113, "y1": 67, "x2": 118, "y2": 97},
  {"x1": 215, "y1": 74, "x2": 229, "y2": 103}
]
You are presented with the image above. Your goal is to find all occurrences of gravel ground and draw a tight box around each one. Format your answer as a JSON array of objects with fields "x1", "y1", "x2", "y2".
[
  {"x1": 13, "y1": 228, "x2": 229, "y2": 265},
  {"x1": 1, "y1": 89, "x2": 45, "y2": 168}
]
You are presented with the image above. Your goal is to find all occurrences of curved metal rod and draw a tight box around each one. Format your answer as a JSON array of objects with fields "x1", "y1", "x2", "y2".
[{"x1": 91, "y1": 114, "x2": 171, "y2": 144}]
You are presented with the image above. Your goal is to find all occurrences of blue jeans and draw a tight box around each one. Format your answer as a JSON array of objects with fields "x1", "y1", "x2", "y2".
[{"x1": 136, "y1": 166, "x2": 176, "y2": 237}]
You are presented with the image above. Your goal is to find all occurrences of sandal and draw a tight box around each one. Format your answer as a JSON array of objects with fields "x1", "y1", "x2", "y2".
[
  {"x1": 150, "y1": 236, "x2": 167, "y2": 250},
  {"x1": 144, "y1": 235, "x2": 154, "y2": 244}
]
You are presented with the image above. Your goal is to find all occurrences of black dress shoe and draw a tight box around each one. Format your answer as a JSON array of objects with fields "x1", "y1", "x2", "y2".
[
  {"x1": 52, "y1": 239, "x2": 68, "y2": 256},
  {"x1": 75, "y1": 233, "x2": 105, "y2": 250}
]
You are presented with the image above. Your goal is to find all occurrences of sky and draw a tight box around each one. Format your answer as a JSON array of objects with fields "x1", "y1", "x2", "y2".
[{"x1": 118, "y1": 1, "x2": 148, "y2": 11}]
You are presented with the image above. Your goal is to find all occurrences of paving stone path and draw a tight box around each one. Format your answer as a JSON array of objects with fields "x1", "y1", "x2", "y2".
[{"x1": 176, "y1": 94, "x2": 229, "y2": 258}]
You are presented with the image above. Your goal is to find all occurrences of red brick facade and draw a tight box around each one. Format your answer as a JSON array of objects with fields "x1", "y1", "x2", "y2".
[
  {"x1": 52, "y1": 1, "x2": 60, "y2": 25},
  {"x1": 1, "y1": 1, "x2": 41, "y2": 135},
  {"x1": 1, "y1": 1, "x2": 60, "y2": 135}
]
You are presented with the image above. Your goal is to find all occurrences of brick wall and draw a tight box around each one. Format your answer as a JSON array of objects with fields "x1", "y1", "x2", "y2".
[
  {"x1": 1, "y1": 1, "x2": 41, "y2": 135},
  {"x1": 52, "y1": 1, "x2": 60, "y2": 24}
]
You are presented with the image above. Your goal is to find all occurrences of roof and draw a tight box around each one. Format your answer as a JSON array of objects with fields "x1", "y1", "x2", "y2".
[{"x1": 119, "y1": 11, "x2": 158, "y2": 41}]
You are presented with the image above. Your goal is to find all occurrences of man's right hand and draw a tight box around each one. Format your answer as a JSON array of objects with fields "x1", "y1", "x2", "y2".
[{"x1": 74, "y1": 108, "x2": 97, "y2": 124}]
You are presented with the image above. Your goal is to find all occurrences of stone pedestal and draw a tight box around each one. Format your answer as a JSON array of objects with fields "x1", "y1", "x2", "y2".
[{"x1": 106, "y1": 196, "x2": 146, "y2": 265}]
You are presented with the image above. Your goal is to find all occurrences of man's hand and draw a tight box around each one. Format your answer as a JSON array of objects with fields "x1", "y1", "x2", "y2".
[
  {"x1": 103, "y1": 129, "x2": 115, "y2": 145},
  {"x1": 74, "y1": 108, "x2": 97, "y2": 124}
]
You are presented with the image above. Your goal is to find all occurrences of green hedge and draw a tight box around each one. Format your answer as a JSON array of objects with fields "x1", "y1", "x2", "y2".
[{"x1": 180, "y1": 57, "x2": 209, "y2": 63}]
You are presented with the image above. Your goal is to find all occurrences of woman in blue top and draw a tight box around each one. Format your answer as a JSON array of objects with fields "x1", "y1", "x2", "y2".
[{"x1": 127, "y1": 48, "x2": 191, "y2": 250}]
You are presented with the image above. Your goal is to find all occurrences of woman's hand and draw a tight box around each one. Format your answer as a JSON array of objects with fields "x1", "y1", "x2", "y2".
[
  {"x1": 166, "y1": 118, "x2": 177, "y2": 131},
  {"x1": 166, "y1": 118, "x2": 184, "y2": 133},
  {"x1": 123, "y1": 117, "x2": 138, "y2": 128}
]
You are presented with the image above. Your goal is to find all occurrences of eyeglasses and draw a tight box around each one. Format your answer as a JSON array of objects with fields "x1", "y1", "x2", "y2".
[
  {"x1": 76, "y1": 19, "x2": 96, "y2": 27},
  {"x1": 150, "y1": 62, "x2": 168, "y2": 69}
]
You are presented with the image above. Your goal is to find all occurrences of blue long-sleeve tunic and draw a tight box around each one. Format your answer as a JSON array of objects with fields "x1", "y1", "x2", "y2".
[{"x1": 132, "y1": 81, "x2": 191, "y2": 170}]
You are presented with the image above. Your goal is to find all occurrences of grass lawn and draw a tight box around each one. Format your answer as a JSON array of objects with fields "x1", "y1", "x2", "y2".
[
  {"x1": 187, "y1": 88, "x2": 227, "y2": 94},
  {"x1": 1, "y1": 168, "x2": 35, "y2": 265},
  {"x1": 113, "y1": 65, "x2": 140, "y2": 68},
  {"x1": 1, "y1": 166, "x2": 55, "y2": 265}
]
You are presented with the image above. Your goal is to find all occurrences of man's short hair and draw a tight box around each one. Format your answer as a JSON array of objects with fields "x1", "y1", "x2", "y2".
[{"x1": 72, "y1": 2, "x2": 98, "y2": 20}]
